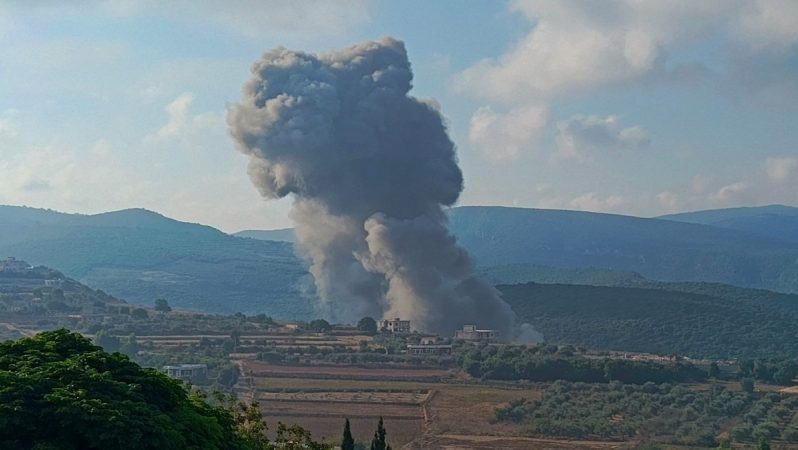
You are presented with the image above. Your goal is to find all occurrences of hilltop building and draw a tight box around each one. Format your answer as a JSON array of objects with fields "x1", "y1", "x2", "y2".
[
  {"x1": 407, "y1": 337, "x2": 452, "y2": 355},
  {"x1": 0, "y1": 257, "x2": 31, "y2": 272},
  {"x1": 378, "y1": 318, "x2": 411, "y2": 333},
  {"x1": 163, "y1": 364, "x2": 207, "y2": 382},
  {"x1": 455, "y1": 324, "x2": 498, "y2": 343}
]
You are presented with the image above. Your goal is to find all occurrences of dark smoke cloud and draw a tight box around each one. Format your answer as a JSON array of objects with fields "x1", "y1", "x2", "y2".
[{"x1": 228, "y1": 37, "x2": 514, "y2": 335}]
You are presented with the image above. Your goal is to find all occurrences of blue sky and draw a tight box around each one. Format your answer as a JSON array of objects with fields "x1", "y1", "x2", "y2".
[{"x1": 1, "y1": 0, "x2": 797, "y2": 232}]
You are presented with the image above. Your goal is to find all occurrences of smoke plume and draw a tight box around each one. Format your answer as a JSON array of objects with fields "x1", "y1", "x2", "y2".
[{"x1": 228, "y1": 37, "x2": 514, "y2": 335}]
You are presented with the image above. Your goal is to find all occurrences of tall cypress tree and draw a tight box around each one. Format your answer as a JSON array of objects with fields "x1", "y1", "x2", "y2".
[
  {"x1": 342, "y1": 418, "x2": 355, "y2": 450},
  {"x1": 370, "y1": 417, "x2": 391, "y2": 450}
]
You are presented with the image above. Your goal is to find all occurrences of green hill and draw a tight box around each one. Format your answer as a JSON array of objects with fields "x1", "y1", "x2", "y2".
[
  {"x1": 448, "y1": 206, "x2": 798, "y2": 294},
  {"x1": 500, "y1": 281, "x2": 798, "y2": 359},
  {"x1": 234, "y1": 228, "x2": 295, "y2": 243},
  {"x1": 0, "y1": 206, "x2": 311, "y2": 318},
  {"x1": 660, "y1": 204, "x2": 798, "y2": 244}
]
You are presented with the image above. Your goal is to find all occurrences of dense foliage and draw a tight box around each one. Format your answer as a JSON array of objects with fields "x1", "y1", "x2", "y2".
[
  {"x1": 496, "y1": 381, "x2": 798, "y2": 446},
  {"x1": 0, "y1": 330, "x2": 250, "y2": 449},
  {"x1": 0, "y1": 330, "x2": 329, "y2": 450},
  {"x1": 500, "y1": 282, "x2": 798, "y2": 359},
  {"x1": 461, "y1": 344, "x2": 706, "y2": 384}
]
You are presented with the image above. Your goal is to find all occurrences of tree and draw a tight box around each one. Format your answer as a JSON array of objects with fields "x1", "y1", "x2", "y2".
[
  {"x1": 708, "y1": 362, "x2": 720, "y2": 378},
  {"x1": 0, "y1": 330, "x2": 249, "y2": 450},
  {"x1": 131, "y1": 307, "x2": 149, "y2": 320},
  {"x1": 341, "y1": 419, "x2": 355, "y2": 450},
  {"x1": 309, "y1": 319, "x2": 332, "y2": 333},
  {"x1": 231, "y1": 329, "x2": 242, "y2": 350},
  {"x1": 757, "y1": 438, "x2": 771, "y2": 450},
  {"x1": 357, "y1": 317, "x2": 378, "y2": 335},
  {"x1": 119, "y1": 333, "x2": 139, "y2": 357},
  {"x1": 154, "y1": 298, "x2": 171, "y2": 312},
  {"x1": 741, "y1": 377, "x2": 755, "y2": 393},
  {"x1": 369, "y1": 417, "x2": 391, "y2": 450},
  {"x1": 0, "y1": 330, "x2": 330, "y2": 450},
  {"x1": 93, "y1": 328, "x2": 120, "y2": 352}
]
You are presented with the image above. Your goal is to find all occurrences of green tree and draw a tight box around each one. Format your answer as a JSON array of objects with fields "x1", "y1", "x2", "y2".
[
  {"x1": 154, "y1": 298, "x2": 172, "y2": 312},
  {"x1": 0, "y1": 330, "x2": 329, "y2": 450},
  {"x1": 741, "y1": 377, "x2": 755, "y2": 393},
  {"x1": 0, "y1": 330, "x2": 249, "y2": 450},
  {"x1": 708, "y1": 361, "x2": 720, "y2": 378},
  {"x1": 119, "y1": 332, "x2": 139, "y2": 357},
  {"x1": 757, "y1": 438, "x2": 771, "y2": 450},
  {"x1": 93, "y1": 328, "x2": 120, "y2": 352},
  {"x1": 369, "y1": 417, "x2": 391, "y2": 450},
  {"x1": 309, "y1": 319, "x2": 332, "y2": 333},
  {"x1": 341, "y1": 418, "x2": 355, "y2": 450},
  {"x1": 131, "y1": 307, "x2": 149, "y2": 320},
  {"x1": 357, "y1": 317, "x2": 378, "y2": 335}
]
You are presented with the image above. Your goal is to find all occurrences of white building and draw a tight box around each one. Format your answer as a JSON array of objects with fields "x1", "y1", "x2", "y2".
[
  {"x1": 0, "y1": 257, "x2": 31, "y2": 272},
  {"x1": 378, "y1": 318, "x2": 411, "y2": 333},
  {"x1": 407, "y1": 344, "x2": 452, "y2": 355},
  {"x1": 163, "y1": 364, "x2": 208, "y2": 381},
  {"x1": 454, "y1": 324, "x2": 498, "y2": 342}
]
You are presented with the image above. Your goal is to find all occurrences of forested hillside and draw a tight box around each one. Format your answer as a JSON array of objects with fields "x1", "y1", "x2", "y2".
[
  {"x1": 0, "y1": 206, "x2": 310, "y2": 318},
  {"x1": 661, "y1": 204, "x2": 798, "y2": 244},
  {"x1": 500, "y1": 282, "x2": 798, "y2": 359},
  {"x1": 449, "y1": 206, "x2": 798, "y2": 294}
]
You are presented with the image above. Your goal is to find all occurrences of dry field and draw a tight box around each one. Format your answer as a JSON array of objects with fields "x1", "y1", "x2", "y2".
[
  {"x1": 245, "y1": 361, "x2": 452, "y2": 381},
  {"x1": 238, "y1": 360, "x2": 553, "y2": 449}
]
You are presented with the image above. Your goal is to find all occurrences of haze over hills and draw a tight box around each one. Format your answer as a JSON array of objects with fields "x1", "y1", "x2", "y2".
[
  {"x1": 0, "y1": 205, "x2": 311, "y2": 318},
  {"x1": 3, "y1": 204, "x2": 798, "y2": 320},
  {"x1": 447, "y1": 206, "x2": 798, "y2": 292},
  {"x1": 234, "y1": 228, "x2": 296, "y2": 243},
  {"x1": 660, "y1": 204, "x2": 798, "y2": 244}
]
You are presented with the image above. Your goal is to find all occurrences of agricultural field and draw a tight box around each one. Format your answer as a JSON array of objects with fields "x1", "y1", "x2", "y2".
[{"x1": 236, "y1": 360, "x2": 546, "y2": 448}]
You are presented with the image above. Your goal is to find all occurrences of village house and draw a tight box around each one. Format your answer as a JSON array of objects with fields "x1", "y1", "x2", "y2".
[
  {"x1": 378, "y1": 317, "x2": 411, "y2": 333},
  {"x1": 0, "y1": 257, "x2": 32, "y2": 272},
  {"x1": 454, "y1": 324, "x2": 498, "y2": 343},
  {"x1": 407, "y1": 337, "x2": 453, "y2": 356},
  {"x1": 163, "y1": 364, "x2": 208, "y2": 382}
]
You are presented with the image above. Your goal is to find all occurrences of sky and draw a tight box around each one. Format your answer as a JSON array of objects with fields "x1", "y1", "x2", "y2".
[{"x1": 1, "y1": 0, "x2": 797, "y2": 233}]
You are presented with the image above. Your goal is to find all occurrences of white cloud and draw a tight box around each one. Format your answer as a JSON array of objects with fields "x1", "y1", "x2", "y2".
[
  {"x1": 0, "y1": 110, "x2": 18, "y2": 140},
  {"x1": 147, "y1": 93, "x2": 224, "y2": 144},
  {"x1": 11, "y1": 1, "x2": 373, "y2": 41},
  {"x1": 456, "y1": 0, "x2": 729, "y2": 104},
  {"x1": 555, "y1": 114, "x2": 650, "y2": 160},
  {"x1": 710, "y1": 181, "x2": 751, "y2": 204},
  {"x1": 468, "y1": 105, "x2": 548, "y2": 160},
  {"x1": 568, "y1": 191, "x2": 626, "y2": 213},
  {"x1": 765, "y1": 156, "x2": 797, "y2": 182},
  {"x1": 458, "y1": 0, "x2": 798, "y2": 161},
  {"x1": 656, "y1": 191, "x2": 680, "y2": 211}
]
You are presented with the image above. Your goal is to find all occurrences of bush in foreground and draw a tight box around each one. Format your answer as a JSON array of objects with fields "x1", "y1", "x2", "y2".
[{"x1": 0, "y1": 329, "x2": 328, "y2": 450}]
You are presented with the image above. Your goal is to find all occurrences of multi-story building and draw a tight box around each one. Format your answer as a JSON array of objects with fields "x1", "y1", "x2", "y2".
[
  {"x1": 454, "y1": 324, "x2": 498, "y2": 342},
  {"x1": 378, "y1": 317, "x2": 411, "y2": 333},
  {"x1": 163, "y1": 364, "x2": 208, "y2": 382}
]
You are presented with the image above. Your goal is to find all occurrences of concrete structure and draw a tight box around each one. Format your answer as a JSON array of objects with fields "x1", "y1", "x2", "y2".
[
  {"x1": 163, "y1": 364, "x2": 208, "y2": 381},
  {"x1": 454, "y1": 324, "x2": 498, "y2": 342},
  {"x1": 0, "y1": 257, "x2": 31, "y2": 272},
  {"x1": 407, "y1": 344, "x2": 453, "y2": 355},
  {"x1": 378, "y1": 317, "x2": 411, "y2": 333}
]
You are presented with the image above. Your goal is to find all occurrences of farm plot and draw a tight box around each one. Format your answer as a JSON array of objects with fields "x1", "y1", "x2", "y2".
[{"x1": 244, "y1": 361, "x2": 453, "y2": 381}]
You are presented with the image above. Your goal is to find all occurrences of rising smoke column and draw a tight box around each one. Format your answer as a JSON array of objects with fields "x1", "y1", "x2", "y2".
[{"x1": 228, "y1": 38, "x2": 514, "y2": 335}]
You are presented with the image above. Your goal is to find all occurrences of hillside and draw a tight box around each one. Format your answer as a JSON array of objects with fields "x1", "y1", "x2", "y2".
[
  {"x1": 234, "y1": 228, "x2": 295, "y2": 243},
  {"x1": 448, "y1": 206, "x2": 798, "y2": 294},
  {"x1": 237, "y1": 206, "x2": 798, "y2": 294},
  {"x1": 0, "y1": 206, "x2": 311, "y2": 318},
  {"x1": 500, "y1": 281, "x2": 798, "y2": 359},
  {"x1": 5, "y1": 204, "x2": 798, "y2": 320},
  {"x1": 660, "y1": 204, "x2": 798, "y2": 244}
]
